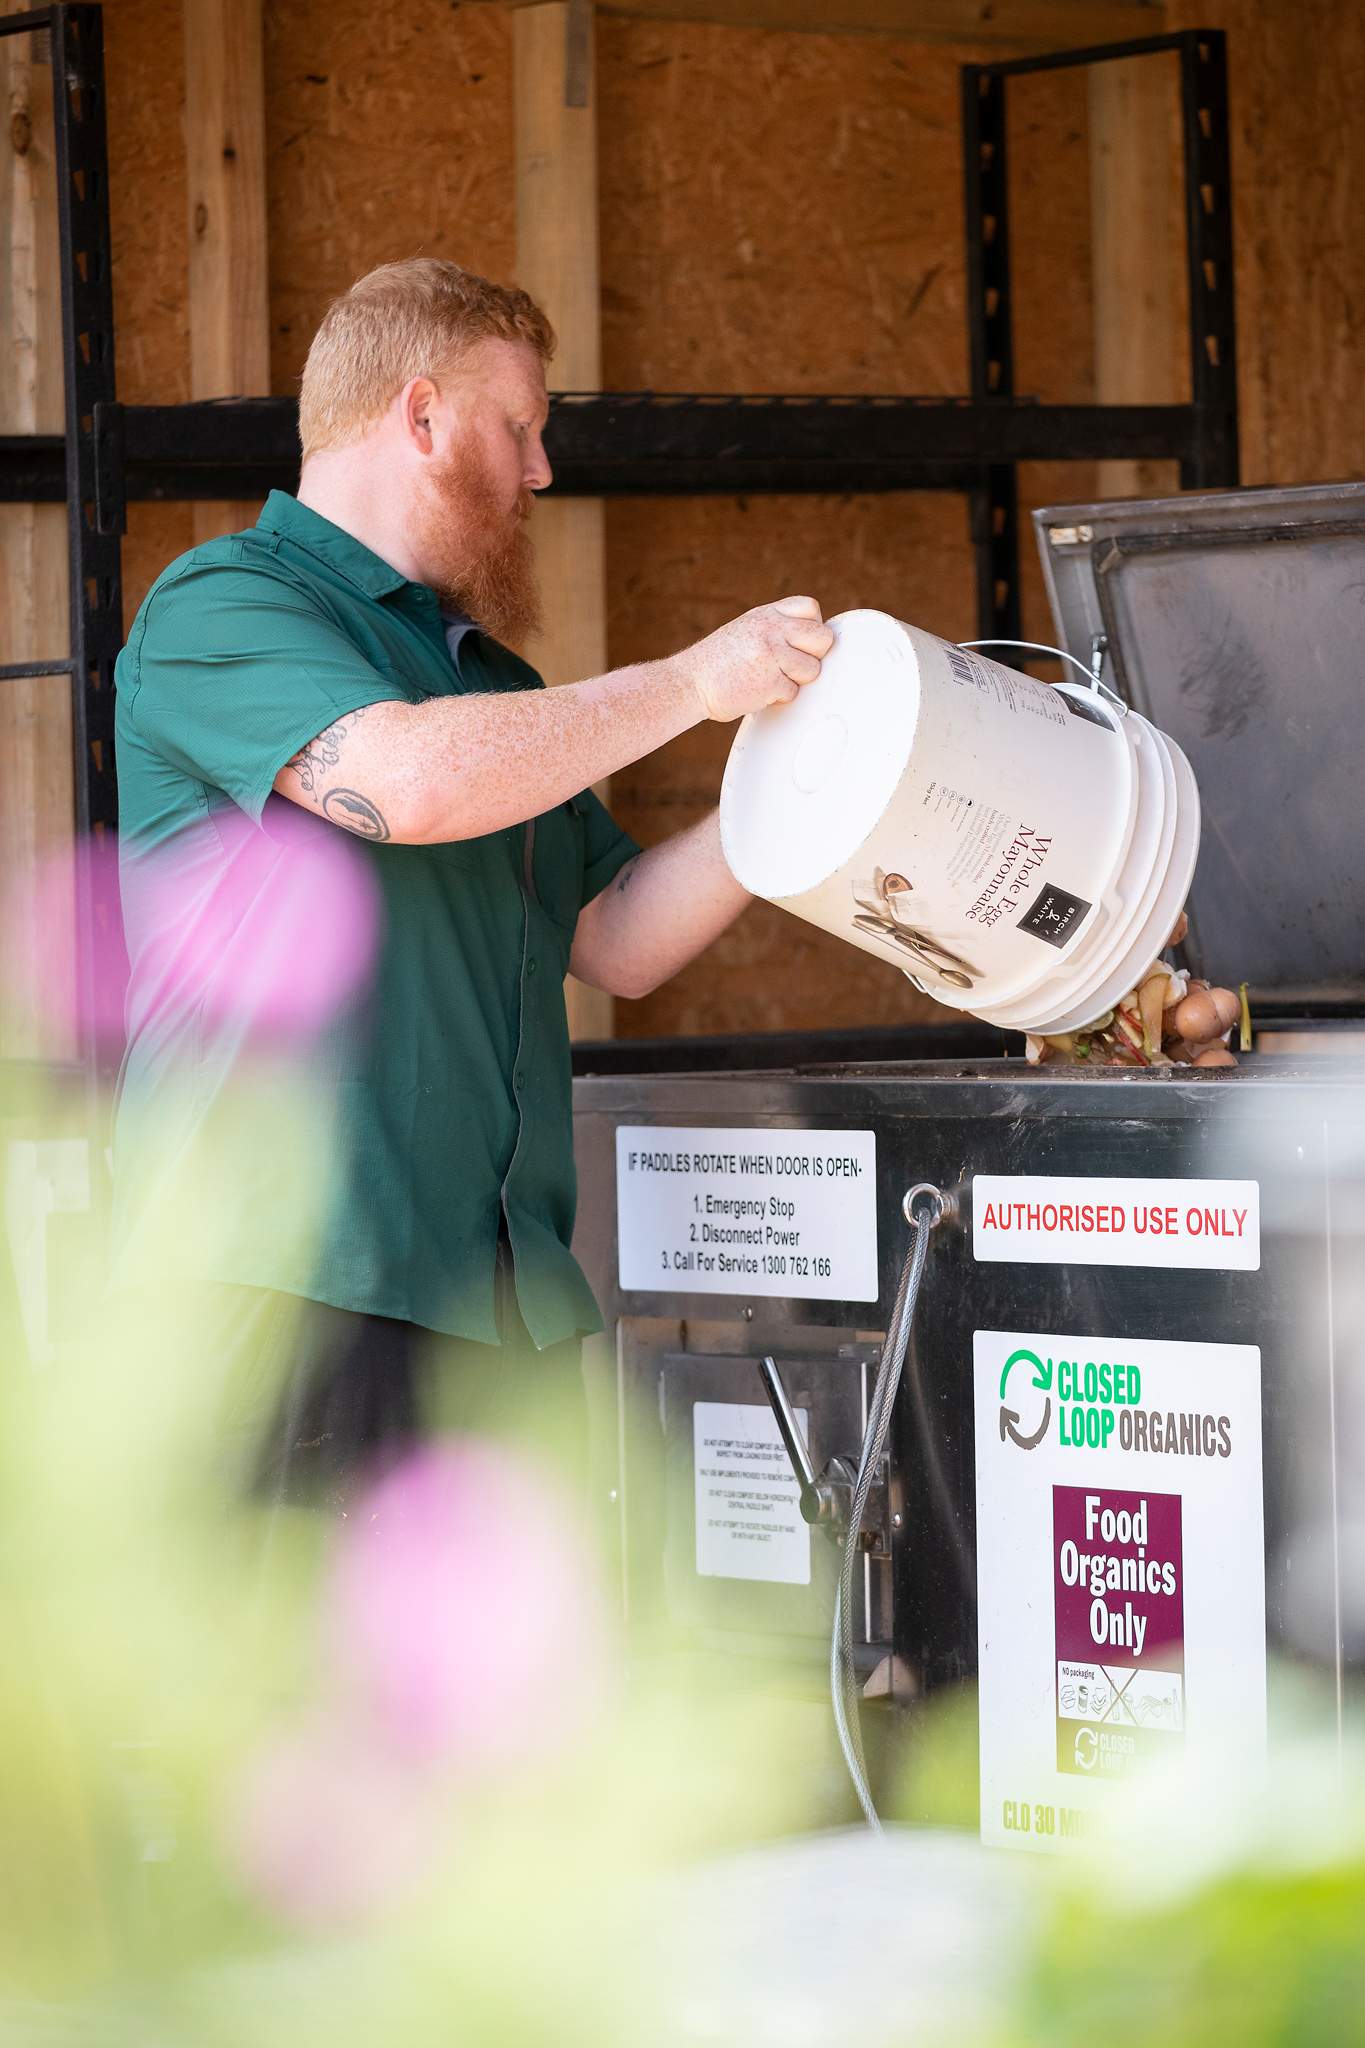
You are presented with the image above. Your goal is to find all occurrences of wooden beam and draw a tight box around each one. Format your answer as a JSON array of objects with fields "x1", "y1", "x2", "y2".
[
  {"x1": 500, "y1": 0, "x2": 1163, "y2": 52},
  {"x1": 1, "y1": 30, "x2": 75, "y2": 1063},
  {"x1": 183, "y1": 0, "x2": 270, "y2": 542},
  {"x1": 1088, "y1": 48, "x2": 1184, "y2": 499},
  {"x1": 514, "y1": 1, "x2": 614, "y2": 1043}
]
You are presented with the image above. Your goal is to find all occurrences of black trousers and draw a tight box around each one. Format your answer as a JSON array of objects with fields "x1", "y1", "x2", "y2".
[{"x1": 212, "y1": 1244, "x2": 587, "y2": 1512}]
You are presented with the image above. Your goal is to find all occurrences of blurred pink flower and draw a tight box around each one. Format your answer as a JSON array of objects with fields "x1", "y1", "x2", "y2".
[
  {"x1": 5, "y1": 809, "x2": 382, "y2": 1056},
  {"x1": 131, "y1": 805, "x2": 382, "y2": 1046},
  {"x1": 0, "y1": 830, "x2": 124, "y2": 1053},
  {"x1": 326, "y1": 1441, "x2": 614, "y2": 1768},
  {"x1": 227, "y1": 1711, "x2": 439, "y2": 1930}
]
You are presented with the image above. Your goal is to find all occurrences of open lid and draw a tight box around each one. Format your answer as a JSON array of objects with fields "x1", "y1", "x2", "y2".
[{"x1": 1034, "y1": 481, "x2": 1365, "y2": 1010}]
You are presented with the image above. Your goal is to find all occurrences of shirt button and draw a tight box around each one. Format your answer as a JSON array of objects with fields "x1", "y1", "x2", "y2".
[
  {"x1": 515, "y1": 1070, "x2": 526, "y2": 1090},
  {"x1": 527, "y1": 958, "x2": 538, "y2": 977}
]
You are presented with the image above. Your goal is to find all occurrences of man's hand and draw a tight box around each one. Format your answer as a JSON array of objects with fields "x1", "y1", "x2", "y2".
[{"x1": 675, "y1": 596, "x2": 835, "y2": 723}]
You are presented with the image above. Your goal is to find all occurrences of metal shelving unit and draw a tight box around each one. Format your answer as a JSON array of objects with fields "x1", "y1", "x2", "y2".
[
  {"x1": 1, "y1": 4, "x2": 121, "y2": 1087},
  {"x1": 0, "y1": 7, "x2": 1238, "y2": 1083},
  {"x1": 963, "y1": 30, "x2": 1237, "y2": 633}
]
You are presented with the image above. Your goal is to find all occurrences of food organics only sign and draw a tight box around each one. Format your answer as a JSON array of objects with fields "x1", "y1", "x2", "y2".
[{"x1": 974, "y1": 1329, "x2": 1265, "y2": 1853}]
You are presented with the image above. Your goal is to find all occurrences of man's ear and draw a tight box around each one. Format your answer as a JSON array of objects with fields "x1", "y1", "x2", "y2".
[{"x1": 398, "y1": 376, "x2": 439, "y2": 455}]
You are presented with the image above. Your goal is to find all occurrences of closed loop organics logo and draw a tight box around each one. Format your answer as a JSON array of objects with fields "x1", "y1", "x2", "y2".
[{"x1": 999, "y1": 1347, "x2": 1053, "y2": 1450}]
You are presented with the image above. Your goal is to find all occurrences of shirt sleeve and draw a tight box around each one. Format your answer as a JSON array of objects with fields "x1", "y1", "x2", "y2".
[
  {"x1": 576, "y1": 787, "x2": 642, "y2": 908},
  {"x1": 124, "y1": 557, "x2": 409, "y2": 822}
]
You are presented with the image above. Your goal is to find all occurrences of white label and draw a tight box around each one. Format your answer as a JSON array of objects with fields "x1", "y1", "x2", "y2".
[
  {"x1": 974, "y1": 1328, "x2": 1265, "y2": 1853},
  {"x1": 616, "y1": 1127, "x2": 878, "y2": 1299},
  {"x1": 693, "y1": 1401, "x2": 811, "y2": 1585},
  {"x1": 973, "y1": 1175, "x2": 1260, "y2": 1271}
]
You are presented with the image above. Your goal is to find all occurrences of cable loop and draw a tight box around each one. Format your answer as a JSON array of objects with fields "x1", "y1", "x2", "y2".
[
  {"x1": 831, "y1": 1185, "x2": 947, "y2": 1832},
  {"x1": 902, "y1": 1182, "x2": 949, "y2": 1229}
]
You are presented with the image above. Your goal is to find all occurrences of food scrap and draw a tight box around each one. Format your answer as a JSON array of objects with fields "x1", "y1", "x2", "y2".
[{"x1": 1024, "y1": 916, "x2": 1242, "y2": 1070}]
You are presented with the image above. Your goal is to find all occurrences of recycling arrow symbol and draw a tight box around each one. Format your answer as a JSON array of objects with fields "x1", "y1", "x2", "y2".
[
  {"x1": 999, "y1": 1398, "x2": 1051, "y2": 1449},
  {"x1": 997, "y1": 1346, "x2": 1054, "y2": 1451}
]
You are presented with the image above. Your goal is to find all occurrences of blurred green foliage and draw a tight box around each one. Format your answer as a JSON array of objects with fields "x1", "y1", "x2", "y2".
[
  {"x1": 1021, "y1": 1862, "x2": 1365, "y2": 2048},
  {"x1": 0, "y1": 1073, "x2": 838, "y2": 2045},
  {"x1": 3, "y1": 1067, "x2": 1364, "y2": 2047}
]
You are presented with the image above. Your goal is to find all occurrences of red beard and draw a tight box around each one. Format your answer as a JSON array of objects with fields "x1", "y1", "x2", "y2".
[{"x1": 420, "y1": 445, "x2": 543, "y2": 650}]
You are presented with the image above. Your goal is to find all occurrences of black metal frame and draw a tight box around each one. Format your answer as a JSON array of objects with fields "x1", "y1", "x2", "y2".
[
  {"x1": 964, "y1": 31, "x2": 1238, "y2": 639},
  {"x1": 5, "y1": 392, "x2": 1210, "y2": 512},
  {"x1": 0, "y1": 22, "x2": 1237, "y2": 598},
  {"x1": 0, "y1": 10, "x2": 1236, "y2": 1076},
  {"x1": 1, "y1": 4, "x2": 121, "y2": 1087}
]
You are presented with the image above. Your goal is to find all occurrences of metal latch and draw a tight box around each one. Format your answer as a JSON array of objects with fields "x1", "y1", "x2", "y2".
[{"x1": 756, "y1": 1355, "x2": 889, "y2": 1553}]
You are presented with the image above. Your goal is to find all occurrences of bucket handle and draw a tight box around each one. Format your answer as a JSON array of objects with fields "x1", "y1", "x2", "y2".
[{"x1": 958, "y1": 636, "x2": 1130, "y2": 718}]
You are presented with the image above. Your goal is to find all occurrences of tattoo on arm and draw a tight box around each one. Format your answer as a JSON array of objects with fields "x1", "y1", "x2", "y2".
[
  {"x1": 286, "y1": 707, "x2": 367, "y2": 795},
  {"x1": 615, "y1": 856, "x2": 641, "y2": 896},
  {"x1": 286, "y1": 711, "x2": 390, "y2": 842},
  {"x1": 322, "y1": 788, "x2": 391, "y2": 842}
]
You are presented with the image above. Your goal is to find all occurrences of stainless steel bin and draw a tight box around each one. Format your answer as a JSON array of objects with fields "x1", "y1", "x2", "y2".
[{"x1": 574, "y1": 1057, "x2": 1365, "y2": 1842}]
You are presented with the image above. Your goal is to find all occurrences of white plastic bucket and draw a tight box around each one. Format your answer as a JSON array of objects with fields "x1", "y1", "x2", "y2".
[
  {"x1": 987, "y1": 715, "x2": 1199, "y2": 1034},
  {"x1": 718, "y1": 609, "x2": 1200, "y2": 1033}
]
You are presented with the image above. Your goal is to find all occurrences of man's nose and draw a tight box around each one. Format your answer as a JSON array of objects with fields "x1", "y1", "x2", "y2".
[{"x1": 524, "y1": 434, "x2": 553, "y2": 493}]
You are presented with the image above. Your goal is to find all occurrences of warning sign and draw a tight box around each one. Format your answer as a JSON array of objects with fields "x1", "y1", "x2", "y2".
[
  {"x1": 693, "y1": 1400, "x2": 812, "y2": 1586},
  {"x1": 974, "y1": 1330, "x2": 1265, "y2": 1853},
  {"x1": 616, "y1": 1126, "x2": 878, "y2": 1301},
  {"x1": 973, "y1": 1175, "x2": 1260, "y2": 1271}
]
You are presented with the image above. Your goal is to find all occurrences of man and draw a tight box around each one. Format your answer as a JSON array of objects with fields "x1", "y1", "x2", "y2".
[{"x1": 112, "y1": 257, "x2": 833, "y2": 1501}]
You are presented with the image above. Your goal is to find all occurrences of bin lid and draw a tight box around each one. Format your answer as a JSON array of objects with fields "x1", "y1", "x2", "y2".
[{"x1": 1035, "y1": 481, "x2": 1365, "y2": 1010}]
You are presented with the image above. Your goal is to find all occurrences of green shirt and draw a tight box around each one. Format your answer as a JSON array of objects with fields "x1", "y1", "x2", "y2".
[{"x1": 112, "y1": 490, "x2": 639, "y2": 1346}]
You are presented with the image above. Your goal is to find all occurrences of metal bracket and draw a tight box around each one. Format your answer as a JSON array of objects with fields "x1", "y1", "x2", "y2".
[{"x1": 93, "y1": 399, "x2": 125, "y2": 537}]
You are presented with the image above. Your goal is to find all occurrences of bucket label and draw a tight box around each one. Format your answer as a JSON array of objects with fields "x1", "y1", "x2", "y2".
[
  {"x1": 958, "y1": 823, "x2": 1058, "y2": 931},
  {"x1": 944, "y1": 643, "x2": 1070, "y2": 729},
  {"x1": 615, "y1": 1126, "x2": 878, "y2": 1300},
  {"x1": 974, "y1": 1329, "x2": 1265, "y2": 1853},
  {"x1": 973, "y1": 1175, "x2": 1260, "y2": 1271},
  {"x1": 693, "y1": 1400, "x2": 811, "y2": 1585},
  {"x1": 1017, "y1": 884, "x2": 1091, "y2": 948}
]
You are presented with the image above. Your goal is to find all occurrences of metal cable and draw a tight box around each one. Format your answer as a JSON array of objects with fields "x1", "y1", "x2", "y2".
[{"x1": 830, "y1": 1197, "x2": 937, "y2": 1832}]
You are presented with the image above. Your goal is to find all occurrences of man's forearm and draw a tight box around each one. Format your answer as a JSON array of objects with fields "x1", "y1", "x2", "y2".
[
  {"x1": 275, "y1": 597, "x2": 833, "y2": 847},
  {"x1": 407, "y1": 659, "x2": 702, "y2": 842},
  {"x1": 570, "y1": 810, "x2": 751, "y2": 999},
  {"x1": 274, "y1": 657, "x2": 703, "y2": 846}
]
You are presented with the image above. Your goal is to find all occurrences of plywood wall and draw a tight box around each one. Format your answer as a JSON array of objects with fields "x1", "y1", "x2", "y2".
[
  {"x1": 100, "y1": 0, "x2": 194, "y2": 613},
  {"x1": 100, "y1": 0, "x2": 519, "y2": 614},
  {"x1": 1167, "y1": 0, "x2": 1365, "y2": 488},
  {"x1": 46, "y1": 0, "x2": 1365, "y2": 1044},
  {"x1": 596, "y1": 19, "x2": 1097, "y2": 1034},
  {"x1": 264, "y1": 1, "x2": 516, "y2": 396}
]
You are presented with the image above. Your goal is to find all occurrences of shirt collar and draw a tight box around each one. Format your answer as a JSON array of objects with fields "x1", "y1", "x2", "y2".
[
  {"x1": 257, "y1": 490, "x2": 415, "y2": 600},
  {"x1": 440, "y1": 607, "x2": 476, "y2": 665}
]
